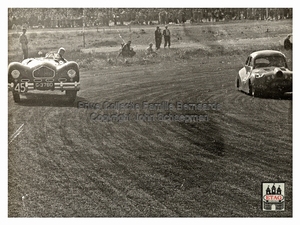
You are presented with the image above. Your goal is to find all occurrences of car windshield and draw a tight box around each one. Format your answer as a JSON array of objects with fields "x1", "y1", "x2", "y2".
[
  {"x1": 254, "y1": 55, "x2": 286, "y2": 68},
  {"x1": 45, "y1": 52, "x2": 56, "y2": 59}
]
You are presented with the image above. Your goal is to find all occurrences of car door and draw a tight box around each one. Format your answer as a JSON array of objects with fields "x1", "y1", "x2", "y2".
[{"x1": 239, "y1": 56, "x2": 253, "y2": 91}]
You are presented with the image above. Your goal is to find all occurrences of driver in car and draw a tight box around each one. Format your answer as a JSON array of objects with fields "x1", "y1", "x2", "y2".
[{"x1": 55, "y1": 47, "x2": 67, "y2": 62}]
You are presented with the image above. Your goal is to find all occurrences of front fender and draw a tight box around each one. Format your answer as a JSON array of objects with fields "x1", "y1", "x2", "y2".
[
  {"x1": 56, "y1": 61, "x2": 80, "y2": 82},
  {"x1": 8, "y1": 62, "x2": 29, "y2": 83}
]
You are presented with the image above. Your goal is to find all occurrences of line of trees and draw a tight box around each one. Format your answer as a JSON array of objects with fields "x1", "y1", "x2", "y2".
[{"x1": 8, "y1": 8, "x2": 293, "y2": 29}]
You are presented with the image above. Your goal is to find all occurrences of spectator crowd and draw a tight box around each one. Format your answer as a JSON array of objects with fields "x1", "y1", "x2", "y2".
[{"x1": 8, "y1": 8, "x2": 292, "y2": 30}]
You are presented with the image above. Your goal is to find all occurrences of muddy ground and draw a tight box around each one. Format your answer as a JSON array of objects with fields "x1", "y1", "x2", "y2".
[{"x1": 8, "y1": 19, "x2": 292, "y2": 217}]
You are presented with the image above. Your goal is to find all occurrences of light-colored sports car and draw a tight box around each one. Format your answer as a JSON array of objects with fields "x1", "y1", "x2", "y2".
[
  {"x1": 8, "y1": 51, "x2": 80, "y2": 103},
  {"x1": 236, "y1": 50, "x2": 292, "y2": 97}
]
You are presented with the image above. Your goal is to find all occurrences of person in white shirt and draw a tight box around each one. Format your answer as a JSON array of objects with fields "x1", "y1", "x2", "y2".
[{"x1": 163, "y1": 25, "x2": 171, "y2": 48}]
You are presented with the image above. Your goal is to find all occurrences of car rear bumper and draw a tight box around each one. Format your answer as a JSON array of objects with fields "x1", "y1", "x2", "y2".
[{"x1": 8, "y1": 81, "x2": 80, "y2": 92}]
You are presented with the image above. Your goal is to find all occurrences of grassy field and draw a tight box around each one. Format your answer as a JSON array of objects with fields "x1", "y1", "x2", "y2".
[
  {"x1": 8, "y1": 19, "x2": 292, "y2": 69},
  {"x1": 8, "y1": 19, "x2": 293, "y2": 217}
]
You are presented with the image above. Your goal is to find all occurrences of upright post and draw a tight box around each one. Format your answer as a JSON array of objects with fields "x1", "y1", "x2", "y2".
[{"x1": 83, "y1": 8, "x2": 86, "y2": 48}]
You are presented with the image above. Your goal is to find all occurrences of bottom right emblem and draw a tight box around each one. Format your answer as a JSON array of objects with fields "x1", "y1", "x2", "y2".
[{"x1": 262, "y1": 182, "x2": 285, "y2": 211}]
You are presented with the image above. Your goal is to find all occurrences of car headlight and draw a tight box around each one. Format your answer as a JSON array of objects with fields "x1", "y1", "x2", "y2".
[
  {"x1": 67, "y1": 69, "x2": 76, "y2": 78},
  {"x1": 254, "y1": 72, "x2": 264, "y2": 78},
  {"x1": 11, "y1": 70, "x2": 20, "y2": 79}
]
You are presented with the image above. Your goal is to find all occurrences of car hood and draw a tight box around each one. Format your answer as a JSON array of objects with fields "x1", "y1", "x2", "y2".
[
  {"x1": 253, "y1": 67, "x2": 292, "y2": 75},
  {"x1": 22, "y1": 57, "x2": 62, "y2": 68}
]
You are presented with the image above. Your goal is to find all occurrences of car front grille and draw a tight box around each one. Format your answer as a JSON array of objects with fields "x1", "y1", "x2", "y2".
[{"x1": 33, "y1": 66, "x2": 55, "y2": 78}]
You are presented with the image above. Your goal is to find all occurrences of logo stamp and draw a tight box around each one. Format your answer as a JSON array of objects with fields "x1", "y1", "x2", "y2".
[{"x1": 262, "y1": 182, "x2": 285, "y2": 211}]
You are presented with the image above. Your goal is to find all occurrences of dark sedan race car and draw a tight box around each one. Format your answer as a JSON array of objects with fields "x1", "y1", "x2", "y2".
[
  {"x1": 8, "y1": 52, "x2": 80, "y2": 103},
  {"x1": 236, "y1": 50, "x2": 292, "y2": 97}
]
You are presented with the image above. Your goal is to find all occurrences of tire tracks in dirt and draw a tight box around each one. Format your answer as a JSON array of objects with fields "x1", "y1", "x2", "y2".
[{"x1": 8, "y1": 51, "x2": 292, "y2": 216}]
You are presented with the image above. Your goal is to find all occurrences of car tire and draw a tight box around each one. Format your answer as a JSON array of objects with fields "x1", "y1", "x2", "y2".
[
  {"x1": 66, "y1": 90, "x2": 77, "y2": 102},
  {"x1": 252, "y1": 88, "x2": 257, "y2": 97},
  {"x1": 236, "y1": 76, "x2": 240, "y2": 89},
  {"x1": 13, "y1": 92, "x2": 20, "y2": 103},
  {"x1": 248, "y1": 81, "x2": 253, "y2": 96}
]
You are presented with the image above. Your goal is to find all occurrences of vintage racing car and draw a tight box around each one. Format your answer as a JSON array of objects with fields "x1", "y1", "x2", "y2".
[
  {"x1": 236, "y1": 50, "x2": 292, "y2": 97},
  {"x1": 8, "y1": 51, "x2": 80, "y2": 103}
]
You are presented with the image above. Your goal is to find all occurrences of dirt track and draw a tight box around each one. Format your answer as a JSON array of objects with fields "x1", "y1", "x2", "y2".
[{"x1": 8, "y1": 22, "x2": 292, "y2": 217}]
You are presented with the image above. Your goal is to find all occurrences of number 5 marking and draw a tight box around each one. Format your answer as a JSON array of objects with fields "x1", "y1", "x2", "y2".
[{"x1": 14, "y1": 83, "x2": 26, "y2": 93}]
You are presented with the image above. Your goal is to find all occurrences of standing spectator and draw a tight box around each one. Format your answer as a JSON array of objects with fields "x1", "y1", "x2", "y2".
[
  {"x1": 163, "y1": 25, "x2": 171, "y2": 48},
  {"x1": 155, "y1": 26, "x2": 162, "y2": 50},
  {"x1": 19, "y1": 27, "x2": 28, "y2": 59},
  {"x1": 284, "y1": 34, "x2": 292, "y2": 50}
]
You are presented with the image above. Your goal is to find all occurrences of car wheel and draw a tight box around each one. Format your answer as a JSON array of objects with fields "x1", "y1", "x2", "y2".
[
  {"x1": 248, "y1": 81, "x2": 253, "y2": 96},
  {"x1": 236, "y1": 76, "x2": 240, "y2": 89},
  {"x1": 13, "y1": 92, "x2": 20, "y2": 103},
  {"x1": 65, "y1": 90, "x2": 77, "y2": 102}
]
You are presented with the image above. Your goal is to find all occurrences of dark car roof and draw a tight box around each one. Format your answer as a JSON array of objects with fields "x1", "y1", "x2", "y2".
[{"x1": 250, "y1": 50, "x2": 286, "y2": 59}]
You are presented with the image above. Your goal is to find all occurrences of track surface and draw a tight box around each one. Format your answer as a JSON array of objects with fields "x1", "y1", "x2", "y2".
[{"x1": 8, "y1": 23, "x2": 292, "y2": 217}]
